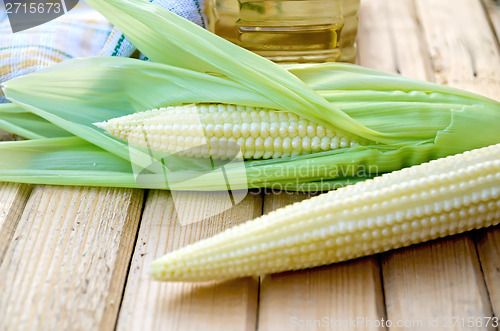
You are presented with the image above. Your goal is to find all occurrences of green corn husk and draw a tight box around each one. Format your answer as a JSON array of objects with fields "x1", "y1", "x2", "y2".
[
  {"x1": 0, "y1": 0, "x2": 499, "y2": 191},
  {"x1": 0, "y1": 103, "x2": 70, "y2": 139}
]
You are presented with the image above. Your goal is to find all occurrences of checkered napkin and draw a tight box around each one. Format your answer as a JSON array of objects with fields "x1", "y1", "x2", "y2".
[{"x1": 0, "y1": 0, "x2": 206, "y2": 103}]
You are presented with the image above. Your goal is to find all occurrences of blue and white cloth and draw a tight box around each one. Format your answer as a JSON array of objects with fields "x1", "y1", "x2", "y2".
[{"x1": 0, "y1": 0, "x2": 206, "y2": 103}]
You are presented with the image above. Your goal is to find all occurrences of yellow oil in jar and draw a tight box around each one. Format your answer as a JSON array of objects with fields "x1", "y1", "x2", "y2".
[
  {"x1": 205, "y1": 0, "x2": 360, "y2": 63},
  {"x1": 338, "y1": 0, "x2": 360, "y2": 62}
]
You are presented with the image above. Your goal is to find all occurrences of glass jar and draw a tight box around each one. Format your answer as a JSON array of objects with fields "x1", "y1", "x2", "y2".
[{"x1": 205, "y1": 0, "x2": 360, "y2": 63}]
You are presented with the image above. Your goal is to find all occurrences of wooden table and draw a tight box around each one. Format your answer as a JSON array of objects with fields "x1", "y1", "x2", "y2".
[{"x1": 1, "y1": 0, "x2": 499, "y2": 330}]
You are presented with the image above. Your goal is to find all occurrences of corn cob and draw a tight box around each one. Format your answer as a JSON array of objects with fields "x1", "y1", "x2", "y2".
[
  {"x1": 150, "y1": 143, "x2": 500, "y2": 281},
  {"x1": 94, "y1": 104, "x2": 359, "y2": 160}
]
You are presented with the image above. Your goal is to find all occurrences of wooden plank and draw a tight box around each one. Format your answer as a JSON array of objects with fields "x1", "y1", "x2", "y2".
[
  {"x1": 258, "y1": 193, "x2": 386, "y2": 331},
  {"x1": 0, "y1": 182, "x2": 32, "y2": 264},
  {"x1": 116, "y1": 190, "x2": 262, "y2": 331},
  {"x1": 476, "y1": 228, "x2": 500, "y2": 318},
  {"x1": 358, "y1": 0, "x2": 498, "y2": 329},
  {"x1": 0, "y1": 131, "x2": 33, "y2": 265},
  {"x1": 357, "y1": 0, "x2": 432, "y2": 80},
  {"x1": 481, "y1": 0, "x2": 500, "y2": 45},
  {"x1": 383, "y1": 236, "x2": 494, "y2": 331},
  {"x1": 416, "y1": 0, "x2": 500, "y2": 100},
  {"x1": 0, "y1": 185, "x2": 144, "y2": 331}
]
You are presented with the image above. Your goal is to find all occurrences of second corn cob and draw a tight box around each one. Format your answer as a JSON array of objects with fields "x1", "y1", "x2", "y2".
[{"x1": 151, "y1": 143, "x2": 500, "y2": 281}]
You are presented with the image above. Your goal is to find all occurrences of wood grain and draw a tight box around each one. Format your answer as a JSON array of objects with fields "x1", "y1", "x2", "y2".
[
  {"x1": 258, "y1": 193, "x2": 386, "y2": 331},
  {"x1": 0, "y1": 130, "x2": 33, "y2": 264},
  {"x1": 0, "y1": 182, "x2": 32, "y2": 264},
  {"x1": 415, "y1": 0, "x2": 500, "y2": 100},
  {"x1": 0, "y1": 185, "x2": 144, "y2": 331},
  {"x1": 357, "y1": 0, "x2": 432, "y2": 80},
  {"x1": 475, "y1": 227, "x2": 500, "y2": 318},
  {"x1": 116, "y1": 190, "x2": 262, "y2": 331},
  {"x1": 0, "y1": 131, "x2": 33, "y2": 264},
  {"x1": 382, "y1": 236, "x2": 494, "y2": 331},
  {"x1": 481, "y1": 0, "x2": 500, "y2": 45},
  {"x1": 359, "y1": 0, "x2": 497, "y2": 330}
]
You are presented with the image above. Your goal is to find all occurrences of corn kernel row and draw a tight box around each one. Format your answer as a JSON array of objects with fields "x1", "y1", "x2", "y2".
[{"x1": 95, "y1": 104, "x2": 358, "y2": 159}]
